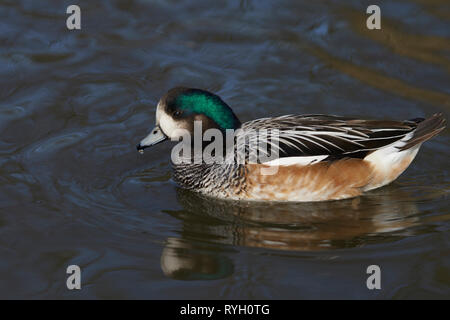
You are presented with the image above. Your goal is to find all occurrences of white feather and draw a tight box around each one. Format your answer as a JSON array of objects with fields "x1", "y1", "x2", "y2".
[
  {"x1": 364, "y1": 132, "x2": 419, "y2": 190},
  {"x1": 264, "y1": 155, "x2": 328, "y2": 166}
]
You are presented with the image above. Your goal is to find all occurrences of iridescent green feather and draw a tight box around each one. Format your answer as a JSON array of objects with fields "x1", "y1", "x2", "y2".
[{"x1": 176, "y1": 93, "x2": 239, "y2": 129}]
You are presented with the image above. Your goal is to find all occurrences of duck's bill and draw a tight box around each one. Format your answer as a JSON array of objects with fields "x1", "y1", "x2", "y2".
[{"x1": 136, "y1": 125, "x2": 168, "y2": 153}]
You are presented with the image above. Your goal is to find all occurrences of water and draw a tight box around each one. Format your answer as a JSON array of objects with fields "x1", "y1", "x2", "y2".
[{"x1": 0, "y1": 0, "x2": 448, "y2": 299}]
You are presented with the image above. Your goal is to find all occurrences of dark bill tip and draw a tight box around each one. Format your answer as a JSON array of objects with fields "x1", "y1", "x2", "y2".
[{"x1": 136, "y1": 143, "x2": 148, "y2": 152}]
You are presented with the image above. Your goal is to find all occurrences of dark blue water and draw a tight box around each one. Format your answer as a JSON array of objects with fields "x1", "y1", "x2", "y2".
[{"x1": 0, "y1": 0, "x2": 448, "y2": 299}]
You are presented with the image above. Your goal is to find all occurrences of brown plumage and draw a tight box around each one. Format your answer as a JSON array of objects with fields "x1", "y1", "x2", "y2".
[{"x1": 245, "y1": 159, "x2": 373, "y2": 201}]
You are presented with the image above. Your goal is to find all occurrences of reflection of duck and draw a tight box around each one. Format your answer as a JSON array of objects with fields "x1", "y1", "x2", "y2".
[
  {"x1": 160, "y1": 187, "x2": 421, "y2": 280},
  {"x1": 137, "y1": 87, "x2": 446, "y2": 201},
  {"x1": 167, "y1": 187, "x2": 420, "y2": 252},
  {"x1": 160, "y1": 237, "x2": 233, "y2": 281}
]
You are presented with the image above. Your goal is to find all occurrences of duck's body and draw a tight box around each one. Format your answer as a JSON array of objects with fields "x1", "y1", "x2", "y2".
[{"x1": 137, "y1": 87, "x2": 446, "y2": 202}]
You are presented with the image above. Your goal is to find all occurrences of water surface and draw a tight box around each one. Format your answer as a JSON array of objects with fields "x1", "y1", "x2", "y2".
[{"x1": 0, "y1": 0, "x2": 449, "y2": 299}]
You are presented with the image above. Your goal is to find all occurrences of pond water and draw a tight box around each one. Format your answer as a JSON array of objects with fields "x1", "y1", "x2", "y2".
[{"x1": 0, "y1": 0, "x2": 448, "y2": 299}]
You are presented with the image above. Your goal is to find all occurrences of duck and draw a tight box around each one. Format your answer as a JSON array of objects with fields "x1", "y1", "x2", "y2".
[{"x1": 136, "y1": 87, "x2": 446, "y2": 202}]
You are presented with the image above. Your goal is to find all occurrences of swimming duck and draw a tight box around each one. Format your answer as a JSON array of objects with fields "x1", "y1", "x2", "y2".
[{"x1": 137, "y1": 87, "x2": 446, "y2": 202}]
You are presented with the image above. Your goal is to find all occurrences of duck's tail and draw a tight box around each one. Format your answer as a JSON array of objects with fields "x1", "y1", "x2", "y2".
[
  {"x1": 399, "y1": 112, "x2": 446, "y2": 151},
  {"x1": 363, "y1": 112, "x2": 446, "y2": 191}
]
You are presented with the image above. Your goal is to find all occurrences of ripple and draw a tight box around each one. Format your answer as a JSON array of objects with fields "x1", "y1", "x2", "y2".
[{"x1": 24, "y1": 131, "x2": 88, "y2": 158}]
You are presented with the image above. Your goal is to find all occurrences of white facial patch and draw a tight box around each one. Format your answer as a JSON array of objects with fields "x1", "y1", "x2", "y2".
[{"x1": 156, "y1": 103, "x2": 187, "y2": 140}]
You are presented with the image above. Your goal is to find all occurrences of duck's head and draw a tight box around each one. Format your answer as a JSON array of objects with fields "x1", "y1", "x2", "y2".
[{"x1": 136, "y1": 87, "x2": 241, "y2": 151}]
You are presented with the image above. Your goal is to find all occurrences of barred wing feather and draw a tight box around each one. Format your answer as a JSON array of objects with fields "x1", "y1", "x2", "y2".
[{"x1": 238, "y1": 114, "x2": 419, "y2": 162}]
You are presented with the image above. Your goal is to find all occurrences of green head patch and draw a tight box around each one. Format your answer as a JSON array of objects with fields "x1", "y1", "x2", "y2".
[{"x1": 174, "y1": 90, "x2": 241, "y2": 130}]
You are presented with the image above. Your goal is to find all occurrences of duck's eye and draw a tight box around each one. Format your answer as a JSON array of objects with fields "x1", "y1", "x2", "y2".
[{"x1": 173, "y1": 110, "x2": 182, "y2": 117}]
